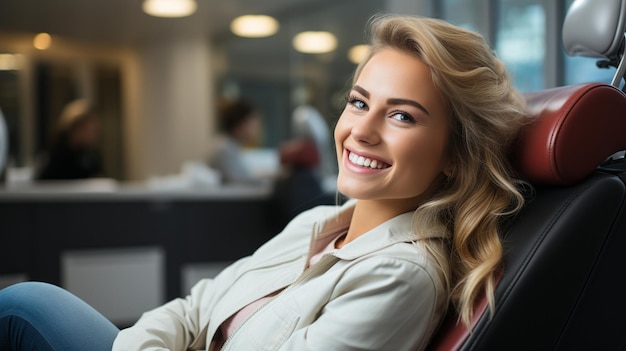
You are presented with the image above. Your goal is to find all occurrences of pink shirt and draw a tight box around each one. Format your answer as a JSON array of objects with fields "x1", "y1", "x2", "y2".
[{"x1": 214, "y1": 231, "x2": 346, "y2": 348}]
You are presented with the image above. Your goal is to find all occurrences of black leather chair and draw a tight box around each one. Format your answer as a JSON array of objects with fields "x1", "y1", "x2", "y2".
[
  {"x1": 426, "y1": 1, "x2": 626, "y2": 349},
  {"x1": 427, "y1": 82, "x2": 626, "y2": 351}
]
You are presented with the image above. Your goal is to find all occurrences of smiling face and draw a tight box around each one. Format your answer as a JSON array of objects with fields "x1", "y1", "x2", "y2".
[{"x1": 335, "y1": 48, "x2": 451, "y2": 214}]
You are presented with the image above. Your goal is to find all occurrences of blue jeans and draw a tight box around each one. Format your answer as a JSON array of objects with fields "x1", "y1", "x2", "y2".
[{"x1": 0, "y1": 281, "x2": 119, "y2": 351}]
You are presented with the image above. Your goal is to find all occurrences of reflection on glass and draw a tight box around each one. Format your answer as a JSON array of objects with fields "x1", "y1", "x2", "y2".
[{"x1": 495, "y1": 0, "x2": 545, "y2": 92}]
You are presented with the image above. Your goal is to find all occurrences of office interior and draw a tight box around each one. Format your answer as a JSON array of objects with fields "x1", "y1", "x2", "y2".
[{"x1": 0, "y1": 0, "x2": 615, "y2": 326}]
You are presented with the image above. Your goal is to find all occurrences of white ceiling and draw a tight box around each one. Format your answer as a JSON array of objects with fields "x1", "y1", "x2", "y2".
[{"x1": 0, "y1": 0, "x2": 374, "y2": 46}]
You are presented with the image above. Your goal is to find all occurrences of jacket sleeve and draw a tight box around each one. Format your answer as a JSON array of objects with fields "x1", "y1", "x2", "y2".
[
  {"x1": 278, "y1": 256, "x2": 445, "y2": 351},
  {"x1": 112, "y1": 256, "x2": 252, "y2": 351}
]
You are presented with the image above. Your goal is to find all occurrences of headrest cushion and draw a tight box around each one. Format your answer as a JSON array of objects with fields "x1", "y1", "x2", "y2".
[
  {"x1": 513, "y1": 83, "x2": 626, "y2": 186},
  {"x1": 563, "y1": 0, "x2": 626, "y2": 58}
]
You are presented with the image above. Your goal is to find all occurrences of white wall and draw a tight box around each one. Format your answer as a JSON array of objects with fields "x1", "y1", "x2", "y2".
[{"x1": 134, "y1": 37, "x2": 215, "y2": 179}]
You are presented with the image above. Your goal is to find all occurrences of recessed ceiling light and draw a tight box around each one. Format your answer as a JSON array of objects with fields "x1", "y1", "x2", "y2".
[
  {"x1": 348, "y1": 44, "x2": 369, "y2": 64},
  {"x1": 231, "y1": 15, "x2": 279, "y2": 38},
  {"x1": 33, "y1": 33, "x2": 52, "y2": 50},
  {"x1": 143, "y1": 0, "x2": 197, "y2": 18},
  {"x1": 293, "y1": 31, "x2": 337, "y2": 54}
]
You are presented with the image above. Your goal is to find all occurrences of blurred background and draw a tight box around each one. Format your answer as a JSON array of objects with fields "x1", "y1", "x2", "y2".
[
  {"x1": 0, "y1": 0, "x2": 614, "y2": 181},
  {"x1": 0, "y1": 0, "x2": 617, "y2": 326}
]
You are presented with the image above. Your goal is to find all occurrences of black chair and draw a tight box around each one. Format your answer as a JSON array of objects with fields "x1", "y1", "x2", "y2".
[
  {"x1": 427, "y1": 1, "x2": 626, "y2": 349},
  {"x1": 428, "y1": 82, "x2": 626, "y2": 351}
]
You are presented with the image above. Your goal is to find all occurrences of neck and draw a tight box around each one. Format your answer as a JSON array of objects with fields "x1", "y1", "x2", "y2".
[{"x1": 340, "y1": 199, "x2": 418, "y2": 248}]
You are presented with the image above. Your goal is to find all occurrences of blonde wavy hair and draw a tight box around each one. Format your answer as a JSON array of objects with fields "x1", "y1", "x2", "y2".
[{"x1": 353, "y1": 15, "x2": 529, "y2": 326}]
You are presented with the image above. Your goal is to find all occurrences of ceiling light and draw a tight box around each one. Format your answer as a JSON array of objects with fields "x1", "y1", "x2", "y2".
[
  {"x1": 231, "y1": 15, "x2": 279, "y2": 38},
  {"x1": 33, "y1": 33, "x2": 52, "y2": 50},
  {"x1": 348, "y1": 44, "x2": 369, "y2": 64},
  {"x1": 293, "y1": 31, "x2": 337, "y2": 54},
  {"x1": 143, "y1": 0, "x2": 197, "y2": 18}
]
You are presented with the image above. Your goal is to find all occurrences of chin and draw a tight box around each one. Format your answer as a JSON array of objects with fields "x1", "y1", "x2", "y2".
[
  {"x1": 336, "y1": 182, "x2": 374, "y2": 200},
  {"x1": 336, "y1": 181, "x2": 357, "y2": 199}
]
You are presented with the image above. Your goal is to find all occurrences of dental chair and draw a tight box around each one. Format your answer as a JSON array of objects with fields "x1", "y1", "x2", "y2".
[{"x1": 426, "y1": 0, "x2": 626, "y2": 350}]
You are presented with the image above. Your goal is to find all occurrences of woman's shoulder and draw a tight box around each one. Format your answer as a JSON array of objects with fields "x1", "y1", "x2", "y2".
[{"x1": 345, "y1": 237, "x2": 447, "y2": 296}]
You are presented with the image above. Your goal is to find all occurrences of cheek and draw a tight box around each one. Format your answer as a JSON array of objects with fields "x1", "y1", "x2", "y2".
[
  {"x1": 397, "y1": 135, "x2": 447, "y2": 178},
  {"x1": 333, "y1": 114, "x2": 349, "y2": 153}
]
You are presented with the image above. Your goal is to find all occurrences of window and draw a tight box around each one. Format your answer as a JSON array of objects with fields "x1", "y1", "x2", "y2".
[
  {"x1": 442, "y1": 0, "x2": 617, "y2": 90},
  {"x1": 442, "y1": 0, "x2": 546, "y2": 92},
  {"x1": 441, "y1": 0, "x2": 489, "y2": 35},
  {"x1": 495, "y1": 0, "x2": 546, "y2": 92}
]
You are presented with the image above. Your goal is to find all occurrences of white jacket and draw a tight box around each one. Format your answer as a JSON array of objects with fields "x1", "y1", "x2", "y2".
[{"x1": 112, "y1": 201, "x2": 447, "y2": 351}]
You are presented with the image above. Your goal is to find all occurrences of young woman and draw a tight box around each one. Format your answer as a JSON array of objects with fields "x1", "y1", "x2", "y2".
[{"x1": 0, "y1": 14, "x2": 528, "y2": 351}]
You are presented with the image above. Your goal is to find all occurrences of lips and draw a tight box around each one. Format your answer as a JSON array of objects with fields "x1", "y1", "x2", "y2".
[{"x1": 347, "y1": 150, "x2": 390, "y2": 169}]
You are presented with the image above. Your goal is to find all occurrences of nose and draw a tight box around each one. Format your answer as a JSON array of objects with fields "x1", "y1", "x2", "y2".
[{"x1": 351, "y1": 112, "x2": 381, "y2": 145}]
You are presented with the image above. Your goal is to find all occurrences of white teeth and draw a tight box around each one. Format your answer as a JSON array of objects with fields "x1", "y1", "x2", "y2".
[{"x1": 348, "y1": 151, "x2": 387, "y2": 169}]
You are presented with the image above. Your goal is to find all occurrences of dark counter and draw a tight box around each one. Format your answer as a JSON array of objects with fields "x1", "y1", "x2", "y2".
[{"x1": 0, "y1": 184, "x2": 279, "y2": 301}]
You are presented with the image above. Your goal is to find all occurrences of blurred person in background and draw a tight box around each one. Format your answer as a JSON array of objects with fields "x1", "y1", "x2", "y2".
[
  {"x1": 35, "y1": 99, "x2": 103, "y2": 180},
  {"x1": 209, "y1": 97, "x2": 264, "y2": 185},
  {"x1": 271, "y1": 104, "x2": 336, "y2": 227}
]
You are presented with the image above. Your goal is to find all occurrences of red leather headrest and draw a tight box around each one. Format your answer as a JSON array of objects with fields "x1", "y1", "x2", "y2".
[{"x1": 513, "y1": 83, "x2": 626, "y2": 185}]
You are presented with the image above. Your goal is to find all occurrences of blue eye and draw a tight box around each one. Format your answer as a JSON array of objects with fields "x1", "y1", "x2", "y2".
[
  {"x1": 391, "y1": 111, "x2": 415, "y2": 123},
  {"x1": 347, "y1": 96, "x2": 367, "y2": 110}
]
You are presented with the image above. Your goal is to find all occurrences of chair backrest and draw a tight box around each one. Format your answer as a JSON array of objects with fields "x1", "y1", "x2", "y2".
[{"x1": 425, "y1": 82, "x2": 626, "y2": 350}]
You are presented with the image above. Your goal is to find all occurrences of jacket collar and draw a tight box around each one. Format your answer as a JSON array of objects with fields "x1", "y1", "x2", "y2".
[{"x1": 312, "y1": 199, "x2": 446, "y2": 260}]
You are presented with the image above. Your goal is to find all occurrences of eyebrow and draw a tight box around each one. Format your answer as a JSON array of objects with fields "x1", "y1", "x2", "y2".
[
  {"x1": 352, "y1": 85, "x2": 431, "y2": 116},
  {"x1": 352, "y1": 85, "x2": 430, "y2": 116}
]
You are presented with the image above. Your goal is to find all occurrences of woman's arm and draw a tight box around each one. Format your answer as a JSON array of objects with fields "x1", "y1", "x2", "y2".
[{"x1": 112, "y1": 257, "x2": 251, "y2": 351}]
